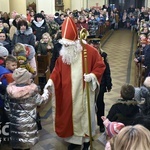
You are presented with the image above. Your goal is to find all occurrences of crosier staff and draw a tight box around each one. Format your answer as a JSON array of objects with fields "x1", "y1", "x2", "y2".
[{"x1": 80, "y1": 28, "x2": 94, "y2": 150}]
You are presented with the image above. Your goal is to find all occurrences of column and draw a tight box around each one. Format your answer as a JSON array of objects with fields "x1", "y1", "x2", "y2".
[
  {"x1": 71, "y1": 0, "x2": 83, "y2": 10},
  {"x1": 36, "y1": 0, "x2": 55, "y2": 15},
  {"x1": 146, "y1": 0, "x2": 150, "y2": 9},
  {"x1": 83, "y1": 0, "x2": 88, "y2": 9},
  {"x1": 0, "y1": 0, "x2": 9, "y2": 13},
  {"x1": 9, "y1": 0, "x2": 26, "y2": 15}
]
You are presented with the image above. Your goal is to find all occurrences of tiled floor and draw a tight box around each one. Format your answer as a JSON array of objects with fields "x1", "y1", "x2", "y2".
[{"x1": 1, "y1": 29, "x2": 137, "y2": 150}]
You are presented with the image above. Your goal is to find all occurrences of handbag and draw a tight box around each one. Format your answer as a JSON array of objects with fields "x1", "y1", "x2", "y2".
[{"x1": 18, "y1": 103, "x2": 42, "y2": 130}]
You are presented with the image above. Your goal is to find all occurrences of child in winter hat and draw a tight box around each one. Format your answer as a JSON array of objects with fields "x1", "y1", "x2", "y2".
[
  {"x1": 102, "y1": 116, "x2": 125, "y2": 139},
  {"x1": 13, "y1": 43, "x2": 37, "y2": 75},
  {"x1": 0, "y1": 43, "x2": 9, "y2": 58},
  {"x1": 134, "y1": 77, "x2": 150, "y2": 104},
  {"x1": 98, "y1": 116, "x2": 125, "y2": 146},
  {"x1": 12, "y1": 67, "x2": 32, "y2": 85},
  {"x1": 0, "y1": 44, "x2": 9, "y2": 66},
  {"x1": 7, "y1": 68, "x2": 50, "y2": 150}
]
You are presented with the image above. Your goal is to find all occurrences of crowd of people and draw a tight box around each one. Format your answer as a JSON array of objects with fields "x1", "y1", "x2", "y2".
[{"x1": 0, "y1": 3, "x2": 150, "y2": 150}]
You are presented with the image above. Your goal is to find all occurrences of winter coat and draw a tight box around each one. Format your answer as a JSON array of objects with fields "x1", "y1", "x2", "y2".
[
  {"x1": 50, "y1": 41, "x2": 62, "y2": 72},
  {"x1": 31, "y1": 20, "x2": 48, "y2": 41},
  {"x1": 100, "y1": 52, "x2": 112, "y2": 93},
  {"x1": 107, "y1": 99, "x2": 140, "y2": 126},
  {"x1": 13, "y1": 44, "x2": 37, "y2": 73},
  {"x1": 6, "y1": 82, "x2": 46, "y2": 149},
  {"x1": 47, "y1": 20, "x2": 60, "y2": 36},
  {"x1": 143, "y1": 45, "x2": 150, "y2": 72},
  {"x1": 0, "y1": 66, "x2": 13, "y2": 108},
  {"x1": 88, "y1": 18, "x2": 99, "y2": 36},
  {"x1": 136, "y1": 86, "x2": 150, "y2": 115},
  {"x1": 54, "y1": 17, "x2": 64, "y2": 26},
  {"x1": 132, "y1": 86, "x2": 150, "y2": 130},
  {"x1": 37, "y1": 42, "x2": 53, "y2": 55},
  {"x1": 76, "y1": 20, "x2": 88, "y2": 32},
  {"x1": 11, "y1": 27, "x2": 35, "y2": 49}
]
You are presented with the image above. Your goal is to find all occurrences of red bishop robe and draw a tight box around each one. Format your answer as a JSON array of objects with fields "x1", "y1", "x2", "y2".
[{"x1": 50, "y1": 43, "x2": 105, "y2": 138}]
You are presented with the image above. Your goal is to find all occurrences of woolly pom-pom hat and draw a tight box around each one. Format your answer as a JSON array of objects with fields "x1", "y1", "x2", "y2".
[
  {"x1": 103, "y1": 118, "x2": 125, "y2": 138},
  {"x1": 134, "y1": 86, "x2": 149, "y2": 105},
  {"x1": 12, "y1": 68, "x2": 32, "y2": 85}
]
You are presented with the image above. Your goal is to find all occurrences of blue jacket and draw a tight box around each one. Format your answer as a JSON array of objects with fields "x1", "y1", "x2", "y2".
[{"x1": 0, "y1": 66, "x2": 10, "y2": 108}]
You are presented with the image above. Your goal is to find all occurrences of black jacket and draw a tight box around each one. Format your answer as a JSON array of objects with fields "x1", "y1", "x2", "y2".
[
  {"x1": 100, "y1": 52, "x2": 112, "y2": 92},
  {"x1": 31, "y1": 20, "x2": 48, "y2": 41},
  {"x1": 50, "y1": 41, "x2": 62, "y2": 72},
  {"x1": 107, "y1": 99, "x2": 139, "y2": 126}
]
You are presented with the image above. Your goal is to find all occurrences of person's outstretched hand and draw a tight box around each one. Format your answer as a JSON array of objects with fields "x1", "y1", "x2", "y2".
[
  {"x1": 101, "y1": 116, "x2": 107, "y2": 121},
  {"x1": 44, "y1": 79, "x2": 52, "y2": 90}
]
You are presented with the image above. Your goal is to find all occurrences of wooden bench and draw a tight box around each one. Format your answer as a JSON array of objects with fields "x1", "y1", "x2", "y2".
[{"x1": 34, "y1": 53, "x2": 52, "y2": 90}]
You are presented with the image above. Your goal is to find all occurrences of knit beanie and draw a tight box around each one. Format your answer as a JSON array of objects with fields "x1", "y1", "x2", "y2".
[
  {"x1": 135, "y1": 86, "x2": 149, "y2": 105},
  {"x1": 103, "y1": 118, "x2": 125, "y2": 138},
  {"x1": 0, "y1": 44, "x2": 9, "y2": 57},
  {"x1": 12, "y1": 68, "x2": 32, "y2": 85}
]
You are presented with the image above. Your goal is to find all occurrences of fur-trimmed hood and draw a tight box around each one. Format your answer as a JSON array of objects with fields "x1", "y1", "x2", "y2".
[
  {"x1": 7, "y1": 82, "x2": 38, "y2": 99},
  {"x1": 24, "y1": 44, "x2": 35, "y2": 60},
  {"x1": 15, "y1": 27, "x2": 33, "y2": 36},
  {"x1": 117, "y1": 99, "x2": 138, "y2": 105}
]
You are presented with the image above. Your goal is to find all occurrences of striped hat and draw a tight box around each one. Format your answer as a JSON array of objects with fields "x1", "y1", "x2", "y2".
[{"x1": 103, "y1": 118, "x2": 125, "y2": 138}]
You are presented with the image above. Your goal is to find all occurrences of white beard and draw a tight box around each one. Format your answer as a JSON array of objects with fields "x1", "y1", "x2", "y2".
[{"x1": 60, "y1": 40, "x2": 83, "y2": 65}]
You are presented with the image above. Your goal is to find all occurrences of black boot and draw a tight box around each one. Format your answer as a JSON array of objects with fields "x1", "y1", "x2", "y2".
[
  {"x1": 82, "y1": 142, "x2": 90, "y2": 150},
  {"x1": 68, "y1": 143, "x2": 80, "y2": 150}
]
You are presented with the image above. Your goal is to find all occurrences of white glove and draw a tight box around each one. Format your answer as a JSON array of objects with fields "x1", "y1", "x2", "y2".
[
  {"x1": 44, "y1": 79, "x2": 52, "y2": 90},
  {"x1": 41, "y1": 89, "x2": 49, "y2": 100},
  {"x1": 84, "y1": 73, "x2": 92, "y2": 82}
]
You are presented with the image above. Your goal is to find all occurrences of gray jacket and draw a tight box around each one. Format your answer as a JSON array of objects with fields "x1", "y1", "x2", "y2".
[{"x1": 12, "y1": 27, "x2": 35, "y2": 49}]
